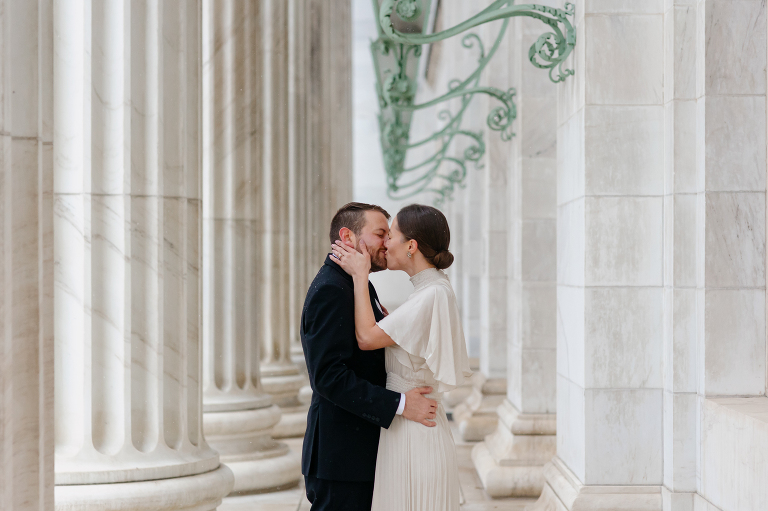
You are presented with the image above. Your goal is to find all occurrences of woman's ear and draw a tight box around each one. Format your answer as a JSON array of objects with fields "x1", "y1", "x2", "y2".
[{"x1": 409, "y1": 239, "x2": 418, "y2": 254}]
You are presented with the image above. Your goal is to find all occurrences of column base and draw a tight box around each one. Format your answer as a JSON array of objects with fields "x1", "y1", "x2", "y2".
[
  {"x1": 471, "y1": 400, "x2": 556, "y2": 498},
  {"x1": 270, "y1": 403, "x2": 309, "y2": 439},
  {"x1": 529, "y1": 458, "x2": 661, "y2": 511},
  {"x1": 453, "y1": 373, "x2": 506, "y2": 441},
  {"x1": 262, "y1": 367, "x2": 309, "y2": 439},
  {"x1": 290, "y1": 343, "x2": 306, "y2": 368},
  {"x1": 444, "y1": 380, "x2": 473, "y2": 411},
  {"x1": 226, "y1": 451, "x2": 300, "y2": 494},
  {"x1": 55, "y1": 465, "x2": 234, "y2": 511},
  {"x1": 204, "y1": 405, "x2": 301, "y2": 494}
]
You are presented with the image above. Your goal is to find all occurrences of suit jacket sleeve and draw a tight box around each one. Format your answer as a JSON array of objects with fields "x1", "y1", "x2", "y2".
[{"x1": 303, "y1": 283, "x2": 400, "y2": 429}]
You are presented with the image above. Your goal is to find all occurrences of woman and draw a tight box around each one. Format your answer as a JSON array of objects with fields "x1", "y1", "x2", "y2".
[{"x1": 330, "y1": 204, "x2": 471, "y2": 511}]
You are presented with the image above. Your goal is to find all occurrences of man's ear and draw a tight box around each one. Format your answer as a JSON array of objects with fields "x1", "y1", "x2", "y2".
[{"x1": 338, "y1": 227, "x2": 356, "y2": 248}]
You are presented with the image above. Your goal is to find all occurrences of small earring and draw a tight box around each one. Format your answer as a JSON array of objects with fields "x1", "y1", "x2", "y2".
[{"x1": 407, "y1": 252, "x2": 412, "y2": 258}]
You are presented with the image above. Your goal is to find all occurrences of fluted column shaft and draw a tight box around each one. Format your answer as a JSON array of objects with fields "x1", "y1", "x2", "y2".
[
  {"x1": 201, "y1": 0, "x2": 300, "y2": 493},
  {"x1": 53, "y1": 1, "x2": 232, "y2": 508},
  {"x1": 0, "y1": 1, "x2": 54, "y2": 509},
  {"x1": 257, "y1": 0, "x2": 309, "y2": 440},
  {"x1": 287, "y1": 0, "x2": 308, "y2": 365}
]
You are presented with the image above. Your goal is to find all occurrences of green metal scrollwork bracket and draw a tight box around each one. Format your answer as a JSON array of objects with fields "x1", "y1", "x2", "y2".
[{"x1": 372, "y1": 0, "x2": 575, "y2": 205}]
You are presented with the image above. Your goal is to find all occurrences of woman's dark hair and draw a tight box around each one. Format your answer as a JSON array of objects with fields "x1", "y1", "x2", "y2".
[{"x1": 396, "y1": 204, "x2": 454, "y2": 270}]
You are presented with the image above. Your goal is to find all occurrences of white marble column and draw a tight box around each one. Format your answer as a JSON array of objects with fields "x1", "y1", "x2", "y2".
[
  {"x1": 472, "y1": 10, "x2": 558, "y2": 498},
  {"x1": 201, "y1": 0, "x2": 301, "y2": 494},
  {"x1": 452, "y1": 2, "x2": 507, "y2": 442},
  {"x1": 453, "y1": 104, "x2": 508, "y2": 442},
  {"x1": 301, "y1": 0, "x2": 354, "y2": 262},
  {"x1": 259, "y1": 0, "x2": 310, "y2": 439},
  {"x1": 282, "y1": 0, "x2": 355, "y2": 419},
  {"x1": 0, "y1": 1, "x2": 54, "y2": 509},
  {"x1": 53, "y1": 1, "x2": 233, "y2": 509},
  {"x1": 532, "y1": 3, "x2": 666, "y2": 510},
  {"x1": 686, "y1": 2, "x2": 767, "y2": 511}
]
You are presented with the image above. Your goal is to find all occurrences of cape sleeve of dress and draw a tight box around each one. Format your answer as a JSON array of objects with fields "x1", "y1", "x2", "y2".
[{"x1": 377, "y1": 281, "x2": 472, "y2": 390}]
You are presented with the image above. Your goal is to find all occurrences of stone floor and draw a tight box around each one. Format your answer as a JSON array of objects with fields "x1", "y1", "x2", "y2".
[{"x1": 220, "y1": 424, "x2": 536, "y2": 511}]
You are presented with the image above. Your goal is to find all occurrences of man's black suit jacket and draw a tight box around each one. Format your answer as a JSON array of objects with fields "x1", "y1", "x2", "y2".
[{"x1": 300, "y1": 255, "x2": 401, "y2": 482}]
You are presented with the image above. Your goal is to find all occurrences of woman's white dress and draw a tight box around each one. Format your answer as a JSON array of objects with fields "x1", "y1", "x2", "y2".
[{"x1": 370, "y1": 268, "x2": 472, "y2": 511}]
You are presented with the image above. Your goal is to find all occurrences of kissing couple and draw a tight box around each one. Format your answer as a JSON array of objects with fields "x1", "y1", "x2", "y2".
[{"x1": 300, "y1": 202, "x2": 472, "y2": 511}]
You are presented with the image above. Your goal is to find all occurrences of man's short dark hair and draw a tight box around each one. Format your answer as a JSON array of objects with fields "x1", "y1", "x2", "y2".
[{"x1": 329, "y1": 202, "x2": 390, "y2": 245}]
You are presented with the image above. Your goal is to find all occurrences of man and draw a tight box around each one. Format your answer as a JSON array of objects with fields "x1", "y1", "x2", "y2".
[{"x1": 300, "y1": 202, "x2": 438, "y2": 510}]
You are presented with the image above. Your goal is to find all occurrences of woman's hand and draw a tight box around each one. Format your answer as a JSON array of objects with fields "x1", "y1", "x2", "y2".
[{"x1": 330, "y1": 239, "x2": 371, "y2": 278}]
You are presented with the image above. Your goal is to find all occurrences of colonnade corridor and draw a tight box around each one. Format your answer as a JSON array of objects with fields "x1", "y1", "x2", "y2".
[
  {"x1": 218, "y1": 429, "x2": 537, "y2": 511},
  {"x1": 2, "y1": 0, "x2": 768, "y2": 510}
]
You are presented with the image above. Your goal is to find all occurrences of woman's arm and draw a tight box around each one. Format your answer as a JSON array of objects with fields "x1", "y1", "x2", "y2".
[
  {"x1": 330, "y1": 240, "x2": 395, "y2": 351},
  {"x1": 351, "y1": 273, "x2": 395, "y2": 350}
]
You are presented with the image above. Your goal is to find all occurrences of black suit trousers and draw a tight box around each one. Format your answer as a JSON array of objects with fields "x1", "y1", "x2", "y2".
[{"x1": 304, "y1": 475, "x2": 375, "y2": 511}]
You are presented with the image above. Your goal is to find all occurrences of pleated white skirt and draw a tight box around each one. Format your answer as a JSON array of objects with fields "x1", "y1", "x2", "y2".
[{"x1": 370, "y1": 374, "x2": 460, "y2": 511}]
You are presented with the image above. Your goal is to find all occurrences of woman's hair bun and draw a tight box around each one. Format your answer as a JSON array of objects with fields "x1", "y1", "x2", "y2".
[
  {"x1": 432, "y1": 250, "x2": 454, "y2": 270},
  {"x1": 396, "y1": 204, "x2": 453, "y2": 270}
]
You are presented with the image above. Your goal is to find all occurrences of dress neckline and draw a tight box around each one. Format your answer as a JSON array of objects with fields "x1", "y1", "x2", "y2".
[{"x1": 409, "y1": 267, "x2": 446, "y2": 291}]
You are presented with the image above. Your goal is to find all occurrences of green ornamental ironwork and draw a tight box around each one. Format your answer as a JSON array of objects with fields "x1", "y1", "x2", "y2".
[{"x1": 371, "y1": 0, "x2": 575, "y2": 205}]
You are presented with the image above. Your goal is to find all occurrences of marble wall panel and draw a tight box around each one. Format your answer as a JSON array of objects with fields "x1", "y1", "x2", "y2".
[
  {"x1": 584, "y1": 105, "x2": 664, "y2": 196},
  {"x1": 480, "y1": 277, "x2": 508, "y2": 379},
  {"x1": 521, "y1": 349, "x2": 557, "y2": 414},
  {"x1": 664, "y1": 195, "x2": 675, "y2": 286},
  {"x1": 521, "y1": 283, "x2": 557, "y2": 350},
  {"x1": 665, "y1": 100, "x2": 697, "y2": 194},
  {"x1": 522, "y1": 159, "x2": 557, "y2": 220},
  {"x1": 481, "y1": 277, "x2": 508, "y2": 334},
  {"x1": 486, "y1": 232, "x2": 509, "y2": 278},
  {"x1": 662, "y1": 391, "x2": 697, "y2": 491},
  {"x1": 556, "y1": 375, "x2": 586, "y2": 483},
  {"x1": 557, "y1": 286, "x2": 586, "y2": 388},
  {"x1": 521, "y1": 97, "x2": 557, "y2": 159},
  {"x1": 702, "y1": 0, "x2": 767, "y2": 96},
  {"x1": 703, "y1": 192, "x2": 765, "y2": 288},
  {"x1": 507, "y1": 343, "x2": 523, "y2": 410},
  {"x1": 556, "y1": 109, "x2": 585, "y2": 207},
  {"x1": 664, "y1": 5, "x2": 697, "y2": 101},
  {"x1": 585, "y1": 196, "x2": 664, "y2": 287},
  {"x1": 699, "y1": 96, "x2": 766, "y2": 192},
  {"x1": 672, "y1": 194, "x2": 698, "y2": 288},
  {"x1": 663, "y1": 490, "x2": 696, "y2": 511},
  {"x1": 521, "y1": 219, "x2": 556, "y2": 282},
  {"x1": 557, "y1": 198, "x2": 585, "y2": 287},
  {"x1": 693, "y1": 495, "x2": 723, "y2": 511},
  {"x1": 584, "y1": 287, "x2": 664, "y2": 389},
  {"x1": 701, "y1": 289, "x2": 766, "y2": 395},
  {"x1": 587, "y1": 0, "x2": 665, "y2": 13},
  {"x1": 584, "y1": 388, "x2": 663, "y2": 485},
  {"x1": 585, "y1": 14, "x2": 664, "y2": 105},
  {"x1": 557, "y1": 18, "x2": 585, "y2": 125},
  {"x1": 664, "y1": 289, "x2": 698, "y2": 393}
]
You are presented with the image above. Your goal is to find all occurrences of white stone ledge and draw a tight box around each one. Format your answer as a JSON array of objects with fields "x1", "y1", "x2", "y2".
[{"x1": 701, "y1": 397, "x2": 768, "y2": 511}]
